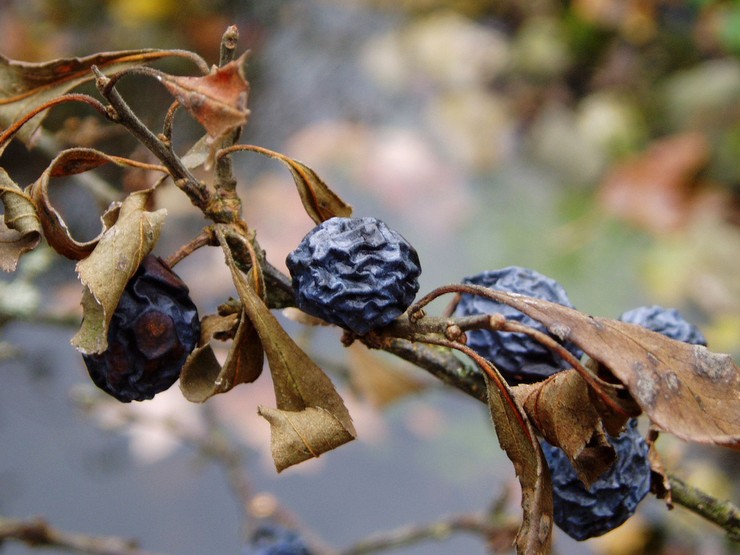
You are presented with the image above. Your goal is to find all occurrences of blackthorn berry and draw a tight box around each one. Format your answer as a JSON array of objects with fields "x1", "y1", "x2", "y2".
[
  {"x1": 542, "y1": 418, "x2": 651, "y2": 541},
  {"x1": 82, "y1": 256, "x2": 200, "y2": 402},
  {"x1": 244, "y1": 523, "x2": 313, "y2": 555},
  {"x1": 286, "y1": 217, "x2": 421, "y2": 335},
  {"x1": 619, "y1": 305, "x2": 707, "y2": 346},
  {"x1": 453, "y1": 266, "x2": 583, "y2": 384}
]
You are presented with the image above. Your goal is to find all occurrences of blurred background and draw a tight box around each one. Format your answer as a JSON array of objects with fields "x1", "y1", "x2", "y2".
[{"x1": 0, "y1": 1, "x2": 738, "y2": 554}]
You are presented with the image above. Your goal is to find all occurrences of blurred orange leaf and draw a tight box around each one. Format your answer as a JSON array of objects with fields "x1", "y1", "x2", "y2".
[{"x1": 599, "y1": 132, "x2": 711, "y2": 233}]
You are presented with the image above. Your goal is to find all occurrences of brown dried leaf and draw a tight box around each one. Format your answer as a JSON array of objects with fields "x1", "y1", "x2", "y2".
[
  {"x1": 28, "y1": 148, "x2": 166, "y2": 260},
  {"x1": 158, "y1": 53, "x2": 250, "y2": 139},
  {"x1": 485, "y1": 371, "x2": 553, "y2": 554},
  {"x1": 235, "y1": 145, "x2": 352, "y2": 224},
  {"x1": 218, "y1": 228, "x2": 356, "y2": 471},
  {"x1": 257, "y1": 406, "x2": 355, "y2": 472},
  {"x1": 477, "y1": 290, "x2": 740, "y2": 448},
  {"x1": 346, "y1": 343, "x2": 427, "y2": 408},
  {"x1": 513, "y1": 371, "x2": 615, "y2": 487},
  {"x1": 71, "y1": 189, "x2": 166, "y2": 355},
  {"x1": 0, "y1": 168, "x2": 41, "y2": 271},
  {"x1": 0, "y1": 50, "x2": 174, "y2": 151},
  {"x1": 179, "y1": 311, "x2": 265, "y2": 403}
]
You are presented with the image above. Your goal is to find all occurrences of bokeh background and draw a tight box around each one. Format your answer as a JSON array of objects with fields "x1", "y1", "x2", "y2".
[{"x1": 1, "y1": 1, "x2": 738, "y2": 554}]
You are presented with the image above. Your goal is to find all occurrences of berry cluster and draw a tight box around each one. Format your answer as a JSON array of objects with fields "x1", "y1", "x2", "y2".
[
  {"x1": 541, "y1": 419, "x2": 652, "y2": 540},
  {"x1": 453, "y1": 266, "x2": 583, "y2": 384},
  {"x1": 82, "y1": 256, "x2": 200, "y2": 402},
  {"x1": 286, "y1": 217, "x2": 421, "y2": 335},
  {"x1": 244, "y1": 523, "x2": 313, "y2": 555}
]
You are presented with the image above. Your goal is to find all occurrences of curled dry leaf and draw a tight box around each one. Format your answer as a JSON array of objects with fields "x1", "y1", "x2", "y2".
[
  {"x1": 225, "y1": 145, "x2": 352, "y2": 224},
  {"x1": 28, "y1": 148, "x2": 167, "y2": 260},
  {"x1": 217, "y1": 227, "x2": 356, "y2": 471},
  {"x1": 0, "y1": 168, "x2": 41, "y2": 271},
  {"x1": 466, "y1": 288, "x2": 740, "y2": 448},
  {"x1": 484, "y1": 370, "x2": 553, "y2": 555},
  {"x1": 0, "y1": 50, "x2": 177, "y2": 152},
  {"x1": 158, "y1": 53, "x2": 250, "y2": 140},
  {"x1": 179, "y1": 311, "x2": 264, "y2": 403},
  {"x1": 513, "y1": 370, "x2": 615, "y2": 487},
  {"x1": 71, "y1": 189, "x2": 166, "y2": 355},
  {"x1": 257, "y1": 406, "x2": 356, "y2": 472}
]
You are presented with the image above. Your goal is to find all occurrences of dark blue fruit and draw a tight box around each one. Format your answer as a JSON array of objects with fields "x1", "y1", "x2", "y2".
[
  {"x1": 244, "y1": 523, "x2": 313, "y2": 555},
  {"x1": 286, "y1": 217, "x2": 421, "y2": 335},
  {"x1": 542, "y1": 418, "x2": 651, "y2": 540},
  {"x1": 82, "y1": 255, "x2": 200, "y2": 402},
  {"x1": 453, "y1": 266, "x2": 583, "y2": 384},
  {"x1": 619, "y1": 305, "x2": 707, "y2": 346}
]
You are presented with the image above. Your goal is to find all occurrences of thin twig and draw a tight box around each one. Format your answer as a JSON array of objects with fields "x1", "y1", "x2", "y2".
[
  {"x1": 213, "y1": 26, "x2": 244, "y2": 212},
  {"x1": 165, "y1": 227, "x2": 216, "y2": 267}
]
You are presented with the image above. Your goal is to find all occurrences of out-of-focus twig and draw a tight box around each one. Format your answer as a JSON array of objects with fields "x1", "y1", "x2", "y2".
[
  {"x1": 337, "y1": 511, "x2": 518, "y2": 555},
  {"x1": 0, "y1": 516, "x2": 165, "y2": 555}
]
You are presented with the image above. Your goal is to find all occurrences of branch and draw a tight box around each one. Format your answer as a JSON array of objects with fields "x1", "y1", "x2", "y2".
[
  {"x1": 370, "y1": 313, "x2": 740, "y2": 540},
  {"x1": 91, "y1": 67, "x2": 213, "y2": 215},
  {"x1": 668, "y1": 474, "x2": 740, "y2": 541},
  {"x1": 0, "y1": 516, "x2": 164, "y2": 555}
]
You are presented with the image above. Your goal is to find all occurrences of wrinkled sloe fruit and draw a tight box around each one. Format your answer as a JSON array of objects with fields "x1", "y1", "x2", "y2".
[
  {"x1": 244, "y1": 523, "x2": 313, "y2": 555},
  {"x1": 286, "y1": 216, "x2": 421, "y2": 335},
  {"x1": 453, "y1": 266, "x2": 583, "y2": 384},
  {"x1": 619, "y1": 305, "x2": 707, "y2": 346},
  {"x1": 82, "y1": 255, "x2": 200, "y2": 402},
  {"x1": 542, "y1": 418, "x2": 651, "y2": 541}
]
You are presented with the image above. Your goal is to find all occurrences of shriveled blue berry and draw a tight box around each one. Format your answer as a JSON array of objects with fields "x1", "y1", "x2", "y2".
[
  {"x1": 453, "y1": 266, "x2": 583, "y2": 384},
  {"x1": 286, "y1": 217, "x2": 421, "y2": 335},
  {"x1": 244, "y1": 523, "x2": 313, "y2": 555},
  {"x1": 542, "y1": 418, "x2": 651, "y2": 541},
  {"x1": 619, "y1": 305, "x2": 707, "y2": 346},
  {"x1": 82, "y1": 256, "x2": 200, "y2": 402}
]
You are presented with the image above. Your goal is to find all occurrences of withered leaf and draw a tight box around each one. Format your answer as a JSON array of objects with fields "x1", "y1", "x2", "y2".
[
  {"x1": 28, "y1": 147, "x2": 166, "y2": 260},
  {"x1": 0, "y1": 168, "x2": 41, "y2": 271},
  {"x1": 0, "y1": 50, "x2": 175, "y2": 152},
  {"x1": 484, "y1": 371, "x2": 553, "y2": 554},
  {"x1": 217, "y1": 228, "x2": 356, "y2": 471},
  {"x1": 470, "y1": 289, "x2": 740, "y2": 448},
  {"x1": 257, "y1": 406, "x2": 354, "y2": 473},
  {"x1": 513, "y1": 370, "x2": 615, "y2": 487},
  {"x1": 158, "y1": 53, "x2": 250, "y2": 140},
  {"x1": 71, "y1": 189, "x2": 166, "y2": 355},
  {"x1": 231, "y1": 145, "x2": 352, "y2": 224},
  {"x1": 179, "y1": 311, "x2": 264, "y2": 402}
]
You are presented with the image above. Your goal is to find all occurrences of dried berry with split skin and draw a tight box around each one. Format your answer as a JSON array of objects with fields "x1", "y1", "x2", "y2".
[
  {"x1": 82, "y1": 256, "x2": 200, "y2": 402},
  {"x1": 453, "y1": 266, "x2": 583, "y2": 384},
  {"x1": 244, "y1": 523, "x2": 313, "y2": 555},
  {"x1": 286, "y1": 216, "x2": 421, "y2": 335},
  {"x1": 542, "y1": 418, "x2": 651, "y2": 541},
  {"x1": 619, "y1": 305, "x2": 707, "y2": 346}
]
